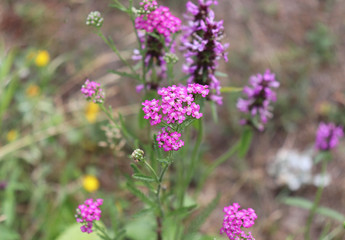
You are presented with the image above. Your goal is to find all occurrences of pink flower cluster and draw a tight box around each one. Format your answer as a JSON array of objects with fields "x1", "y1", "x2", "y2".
[
  {"x1": 142, "y1": 83, "x2": 209, "y2": 126},
  {"x1": 220, "y1": 203, "x2": 257, "y2": 240},
  {"x1": 156, "y1": 127, "x2": 184, "y2": 151},
  {"x1": 135, "y1": 6, "x2": 181, "y2": 38},
  {"x1": 75, "y1": 198, "x2": 103, "y2": 234},
  {"x1": 81, "y1": 79, "x2": 105, "y2": 104}
]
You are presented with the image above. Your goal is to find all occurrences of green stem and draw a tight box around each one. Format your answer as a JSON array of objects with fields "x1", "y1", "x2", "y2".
[
  {"x1": 155, "y1": 162, "x2": 170, "y2": 240},
  {"x1": 143, "y1": 160, "x2": 159, "y2": 182},
  {"x1": 97, "y1": 31, "x2": 137, "y2": 77},
  {"x1": 94, "y1": 222, "x2": 112, "y2": 240},
  {"x1": 99, "y1": 104, "x2": 133, "y2": 147},
  {"x1": 305, "y1": 159, "x2": 328, "y2": 240},
  {"x1": 179, "y1": 119, "x2": 203, "y2": 207}
]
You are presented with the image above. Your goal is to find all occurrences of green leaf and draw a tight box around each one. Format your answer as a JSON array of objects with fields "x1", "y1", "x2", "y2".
[
  {"x1": 167, "y1": 204, "x2": 198, "y2": 218},
  {"x1": 132, "y1": 173, "x2": 156, "y2": 183},
  {"x1": 209, "y1": 101, "x2": 218, "y2": 123},
  {"x1": 314, "y1": 151, "x2": 332, "y2": 164},
  {"x1": 282, "y1": 197, "x2": 345, "y2": 222},
  {"x1": 125, "y1": 213, "x2": 156, "y2": 240},
  {"x1": 130, "y1": 163, "x2": 141, "y2": 174},
  {"x1": 56, "y1": 223, "x2": 103, "y2": 240},
  {"x1": 215, "y1": 71, "x2": 228, "y2": 77},
  {"x1": 237, "y1": 127, "x2": 253, "y2": 158},
  {"x1": 109, "y1": 70, "x2": 137, "y2": 79},
  {"x1": 185, "y1": 194, "x2": 220, "y2": 235},
  {"x1": 127, "y1": 182, "x2": 155, "y2": 208},
  {"x1": 220, "y1": 86, "x2": 243, "y2": 93},
  {"x1": 0, "y1": 225, "x2": 20, "y2": 240}
]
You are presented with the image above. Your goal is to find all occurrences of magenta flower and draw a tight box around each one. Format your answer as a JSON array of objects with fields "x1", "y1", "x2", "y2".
[
  {"x1": 181, "y1": 0, "x2": 228, "y2": 105},
  {"x1": 236, "y1": 69, "x2": 279, "y2": 131},
  {"x1": 156, "y1": 127, "x2": 184, "y2": 151},
  {"x1": 135, "y1": 6, "x2": 181, "y2": 38},
  {"x1": 220, "y1": 203, "x2": 257, "y2": 240},
  {"x1": 315, "y1": 122, "x2": 343, "y2": 151},
  {"x1": 141, "y1": 83, "x2": 209, "y2": 126},
  {"x1": 75, "y1": 198, "x2": 103, "y2": 234},
  {"x1": 81, "y1": 79, "x2": 105, "y2": 104}
]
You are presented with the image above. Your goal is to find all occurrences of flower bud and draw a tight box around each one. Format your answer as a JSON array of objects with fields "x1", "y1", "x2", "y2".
[
  {"x1": 86, "y1": 11, "x2": 104, "y2": 28},
  {"x1": 163, "y1": 53, "x2": 178, "y2": 64},
  {"x1": 131, "y1": 149, "x2": 145, "y2": 162}
]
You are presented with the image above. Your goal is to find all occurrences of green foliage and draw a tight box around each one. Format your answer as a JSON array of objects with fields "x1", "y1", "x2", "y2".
[
  {"x1": 282, "y1": 197, "x2": 345, "y2": 222},
  {"x1": 306, "y1": 23, "x2": 336, "y2": 65},
  {"x1": 56, "y1": 223, "x2": 103, "y2": 240}
]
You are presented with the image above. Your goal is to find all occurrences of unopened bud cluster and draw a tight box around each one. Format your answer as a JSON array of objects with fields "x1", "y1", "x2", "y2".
[
  {"x1": 86, "y1": 11, "x2": 104, "y2": 28},
  {"x1": 164, "y1": 53, "x2": 178, "y2": 64},
  {"x1": 131, "y1": 149, "x2": 145, "y2": 161},
  {"x1": 136, "y1": 0, "x2": 158, "y2": 15}
]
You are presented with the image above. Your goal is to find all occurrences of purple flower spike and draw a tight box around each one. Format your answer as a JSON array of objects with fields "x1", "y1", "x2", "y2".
[
  {"x1": 181, "y1": 0, "x2": 228, "y2": 105},
  {"x1": 315, "y1": 122, "x2": 344, "y2": 151},
  {"x1": 75, "y1": 198, "x2": 103, "y2": 234},
  {"x1": 237, "y1": 69, "x2": 279, "y2": 131},
  {"x1": 81, "y1": 79, "x2": 105, "y2": 104},
  {"x1": 220, "y1": 203, "x2": 257, "y2": 240}
]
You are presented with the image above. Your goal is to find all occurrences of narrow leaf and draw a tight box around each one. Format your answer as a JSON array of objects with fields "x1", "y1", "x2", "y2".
[
  {"x1": 238, "y1": 127, "x2": 253, "y2": 158},
  {"x1": 186, "y1": 194, "x2": 220, "y2": 235},
  {"x1": 127, "y1": 182, "x2": 155, "y2": 208},
  {"x1": 132, "y1": 173, "x2": 156, "y2": 183},
  {"x1": 109, "y1": 70, "x2": 137, "y2": 79},
  {"x1": 167, "y1": 204, "x2": 198, "y2": 218},
  {"x1": 220, "y1": 86, "x2": 243, "y2": 93},
  {"x1": 282, "y1": 197, "x2": 345, "y2": 222}
]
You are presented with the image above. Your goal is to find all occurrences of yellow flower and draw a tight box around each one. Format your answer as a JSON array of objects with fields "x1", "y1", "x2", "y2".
[
  {"x1": 6, "y1": 130, "x2": 18, "y2": 142},
  {"x1": 35, "y1": 50, "x2": 50, "y2": 67},
  {"x1": 82, "y1": 175, "x2": 100, "y2": 192},
  {"x1": 85, "y1": 102, "x2": 100, "y2": 123},
  {"x1": 26, "y1": 85, "x2": 40, "y2": 97}
]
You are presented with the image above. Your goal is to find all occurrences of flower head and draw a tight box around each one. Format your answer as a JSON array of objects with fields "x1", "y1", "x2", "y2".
[
  {"x1": 75, "y1": 198, "x2": 103, "y2": 234},
  {"x1": 35, "y1": 50, "x2": 50, "y2": 67},
  {"x1": 315, "y1": 122, "x2": 343, "y2": 151},
  {"x1": 156, "y1": 127, "x2": 184, "y2": 152},
  {"x1": 133, "y1": 3, "x2": 181, "y2": 89},
  {"x1": 85, "y1": 102, "x2": 100, "y2": 123},
  {"x1": 141, "y1": 83, "x2": 209, "y2": 126},
  {"x1": 82, "y1": 175, "x2": 100, "y2": 192},
  {"x1": 237, "y1": 69, "x2": 279, "y2": 131},
  {"x1": 135, "y1": 6, "x2": 181, "y2": 38},
  {"x1": 181, "y1": 0, "x2": 228, "y2": 105},
  {"x1": 81, "y1": 79, "x2": 105, "y2": 104},
  {"x1": 86, "y1": 11, "x2": 104, "y2": 28},
  {"x1": 26, "y1": 85, "x2": 40, "y2": 97},
  {"x1": 220, "y1": 203, "x2": 257, "y2": 240},
  {"x1": 6, "y1": 130, "x2": 18, "y2": 142}
]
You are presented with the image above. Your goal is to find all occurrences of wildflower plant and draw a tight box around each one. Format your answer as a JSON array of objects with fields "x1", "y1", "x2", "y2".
[{"x1": 75, "y1": 0, "x2": 285, "y2": 239}]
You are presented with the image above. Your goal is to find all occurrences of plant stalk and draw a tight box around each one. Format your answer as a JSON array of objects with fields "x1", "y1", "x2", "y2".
[{"x1": 305, "y1": 159, "x2": 328, "y2": 240}]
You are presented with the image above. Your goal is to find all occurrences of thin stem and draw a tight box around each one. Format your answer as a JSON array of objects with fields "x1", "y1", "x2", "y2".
[
  {"x1": 99, "y1": 104, "x2": 118, "y2": 127},
  {"x1": 179, "y1": 119, "x2": 203, "y2": 207},
  {"x1": 94, "y1": 222, "x2": 112, "y2": 240},
  {"x1": 97, "y1": 31, "x2": 137, "y2": 77},
  {"x1": 155, "y1": 162, "x2": 170, "y2": 240},
  {"x1": 304, "y1": 159, "x2": 328, "y2": 240},
  {"x1": 143, "y1": 160, "x2": 159, "y2": 182}
]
